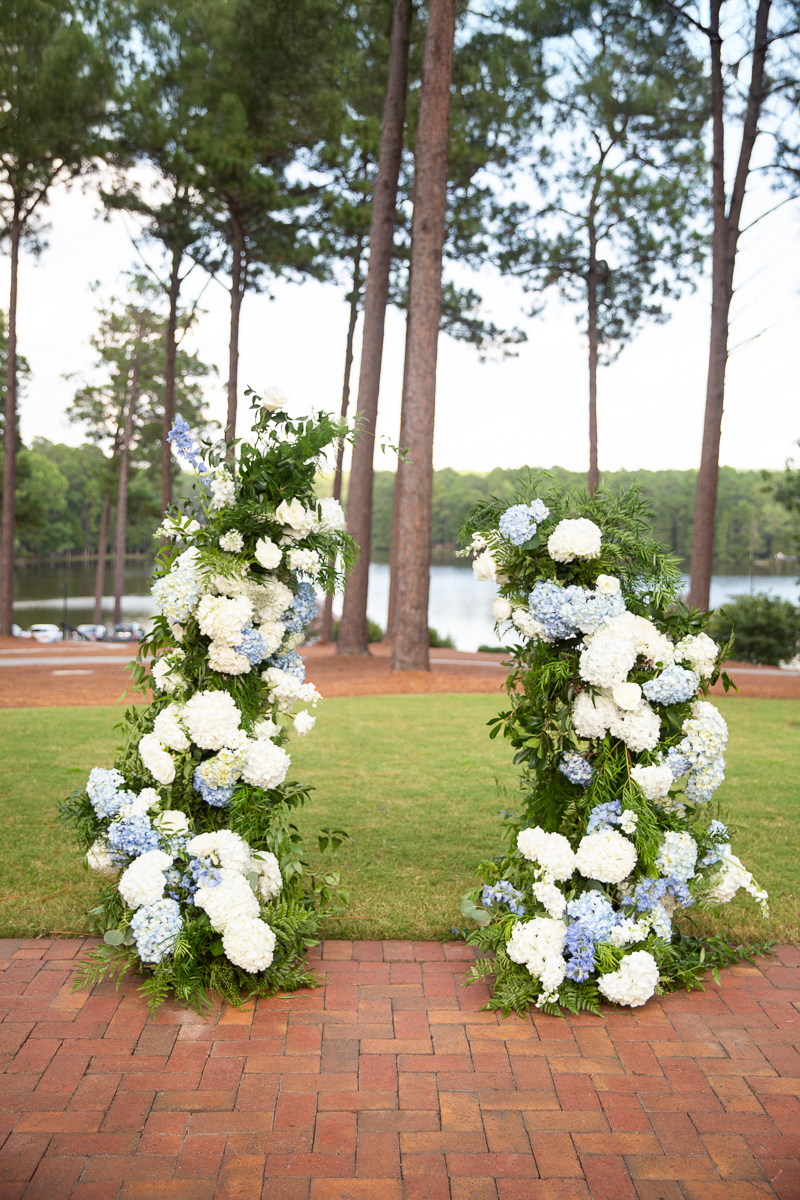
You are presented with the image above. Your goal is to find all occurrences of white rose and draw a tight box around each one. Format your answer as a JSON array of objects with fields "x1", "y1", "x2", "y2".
[
  {"x1": 255, "y1": 536, "x2": 283, "y2": 570},
  {"x1": 276, "y1": 497, "x2": 310, "y2": 530},
  {"x1": 138, "y1": 788, "x2": 162, "y2": 811},
  {"x1": 596, "y1": 574, "x2": 621, "y2": 595},
  {"x1": 612, "y1": 682, "x2": 642, "y2": 711},
  {"x1": 293, "y1": 710, "x2": 316, "y2": 736},
  {"x1": 547, "y1": 518, "x2": 602, "y2": 563},
  {"x1": 138, "y1": 733, "x2": 176, "y2": 786},
  {"x1": 152, "y1": 809, "x2": 190, "y2": 837},
  {"x1": 492, "y1": 596, "x2": 513, "y2": 621},
  {"x1": 262, "y1": 385, "x2": 288, "y2": 411},
  {"x1": 472, "y1": 550, "x2": 497, "y2": 582}
]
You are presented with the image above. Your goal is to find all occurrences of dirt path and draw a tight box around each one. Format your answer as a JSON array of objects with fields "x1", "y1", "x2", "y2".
[{"x1": 0, "y1": 637, "x2": 797, "y2": 707}]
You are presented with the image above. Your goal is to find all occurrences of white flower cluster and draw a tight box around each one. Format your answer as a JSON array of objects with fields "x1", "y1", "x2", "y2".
[
  {"x1": 210, "y1": 469, "x2": 236, "y2": 510},
  {"x1": 674, "y1": 633, "x2": 719, "y2": 680},
  {"x1": 597, "y1": 951, "x2": 660, "y2": 1007},
  {"x1": 630, "y1": 763, "x2": 673, "y2": 801},
  {"x1": 517, "y1": 827, "x2": 575, "y2": 881},
  {"x1": 707, "y1": 848, "x2": 769, "y2": 916},
  {"x1": 547, "y1": 518, "x2": 602, "y2": 563},
  {"x1": 574, "y1": 830, "x2": 638, "y2": 884},
  {"x1": 572, "y1": 690, "x2": 661, "y2": 753},
  {"x1": 507, "y1": 917, "x2": 567, "y2": 1002}
]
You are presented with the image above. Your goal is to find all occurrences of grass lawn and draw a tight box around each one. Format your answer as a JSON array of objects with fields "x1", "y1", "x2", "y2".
[{"x1": 0, "y1": 696, "x2": 797, "y2": 945}]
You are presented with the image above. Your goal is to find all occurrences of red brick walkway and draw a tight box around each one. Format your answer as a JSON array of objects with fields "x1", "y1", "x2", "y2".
[{"x1": 1, "y1": 938, "x2": 799, "y2": 1200}]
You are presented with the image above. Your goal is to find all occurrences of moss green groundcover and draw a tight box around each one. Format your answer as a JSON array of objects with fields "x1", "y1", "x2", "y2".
[{"x1": 0, "y1": 696, "x2": 796, "y2": 943}]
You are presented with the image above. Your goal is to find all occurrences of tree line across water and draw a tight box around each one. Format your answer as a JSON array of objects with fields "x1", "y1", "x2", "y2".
[{"x1": 2, "y1": 0, "x2": 800, "y2": 662}]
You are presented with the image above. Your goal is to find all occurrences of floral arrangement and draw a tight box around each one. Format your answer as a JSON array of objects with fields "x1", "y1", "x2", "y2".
[
  {"x1": 60, "y1": 392, "x2": 356, "y2": 1010},
  {"x1": 461, "y1": 481, "x2": 769, "y2": 1015}
]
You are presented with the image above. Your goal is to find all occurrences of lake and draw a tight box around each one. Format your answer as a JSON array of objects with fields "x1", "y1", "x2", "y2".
[{"x1": 12, "y1": 560, "x2": 800, "y2": 652}]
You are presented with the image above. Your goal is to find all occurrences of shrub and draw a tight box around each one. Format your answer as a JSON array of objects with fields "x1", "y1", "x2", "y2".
[
  {"x1": 332, "y1": 618, "x2": 385, "y2": 643},
  {"x1": 478, "y1": 644, "x2": 508, "y2": 654},
  {"x1": 708, "y1": 592, "x2": 800, "y2": 665},
  {"x1": 429, "y1": 627, "x2": 455, "y2": 648}
]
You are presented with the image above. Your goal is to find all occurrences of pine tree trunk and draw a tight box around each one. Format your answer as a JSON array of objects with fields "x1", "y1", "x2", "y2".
[
  {"x1": 337, "y1": 0, "x2": 412, "y2": 656},
  {"x1": 587, "y1": 260, "x2": 599, "y2": 497},
  {"x1": 113, "y1": 349, "x2": 141, "y2": 626},
  {"x1": 321, "y1": 238, "x2": 364, "y2": 643},
  {"x1": 391, "y1": 0, "x2": 456, "y2": 672},
  {"x1": 384, "y1": 307, "x2": 413, "y2": 642},
  {"x1": 688, "y1": 0, "x2": 771, "y2": 610},
  {"x1": 93, "y1": 495, "x2": 111, "y2": 625},
  {"x1": 0, "y1": 204, "x2": 21, "y2": 637},
  {"x1": 161, "y1": 247, "x2": 182, "y2": 515},
  {"x1": 226, "y1": 215, "x2": 245, "y2": 461}
]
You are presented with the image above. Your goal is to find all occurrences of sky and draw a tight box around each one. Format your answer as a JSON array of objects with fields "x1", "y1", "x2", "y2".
[{"x1": 7, "y1": 166, "x2": 800, "y2": 479}]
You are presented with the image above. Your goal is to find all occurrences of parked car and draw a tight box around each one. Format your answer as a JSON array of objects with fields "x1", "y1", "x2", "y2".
[
  {"x1": 75, "y1": 624, "x2": 108, "y2": 641},
  {"x1": 26, "y1": 623, "x2": 63, "y2": 643},
  {"x1": 110, "y1": 622, "x2": 143, "y2": 642}
]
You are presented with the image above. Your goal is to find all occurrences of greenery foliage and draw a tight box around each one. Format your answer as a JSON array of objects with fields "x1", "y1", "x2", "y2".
[{"x1": 708, "y1": 593, "x2": 800, "y2": 666}]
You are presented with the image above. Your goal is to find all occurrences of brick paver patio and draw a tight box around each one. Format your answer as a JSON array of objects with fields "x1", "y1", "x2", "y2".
[{"x1": 1, "y1": 937, "x2": 798, "y2": 1199}]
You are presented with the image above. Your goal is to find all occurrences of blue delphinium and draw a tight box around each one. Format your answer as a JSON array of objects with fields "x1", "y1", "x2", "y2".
[
  {"x1": 234, "y1": 623, "x2": 272, "y2": 665},
  {"x1": 107, "y1": 815, "x2": 160, "y2": 862},
  {"x1": 528, "y1": 581, "x2": 581, "y2": 640},
  {"x1": 130, "y1": 898, "x2": 183, "y2": 963},
  {"x1": 642, "y1": 665, "x2": 699, "y2": 705},
  {"x1": 499, "y1": 502, "x2": 549, "y2": 546},
  {"x1": 166, "y1": 416, "x2": 208, "y2": 474},
  {"x1": 266, "y1": 650, "x2": 306, "y2": 681},
  {"x1": 482, "y1": 880, "x2": 525, "y2": 916},
  {"x1": 86, "y1": 768, "x2": 131, "y2": 819},
  {"x1": 567, "y1": 891, "x2": 618, "y2": 941},
  {"x1": 559, "y1": 751, "x2": 594, "y2": 787},
  {"x1": 586, "y1": 800, "x2": 622, "y2": 834},
  {"x1": 564, "y1": 924, "x2": 596, "y2": 981}
]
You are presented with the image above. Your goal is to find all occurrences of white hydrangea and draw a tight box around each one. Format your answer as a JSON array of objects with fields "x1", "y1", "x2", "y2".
[
  {"x1": 315, "y1": 497, "x2": 346, "y2": 532},
  {"x1": 262, "y1": 668, "x2": 304, "y2": 710},
  {"x1": 619, "y1": 809, "x2": 639, "y2": 835},
  {"x1": 572, "y1": 691, "x2": 618, "y2": 739},
  {"x1": 151, "y1": 649, "x2": 185, "y2": 694},
  {"x1": 249, "y1": 850, "x2": 283, "y2": 900},
  {"x1": 194, "y1": 868, "x2": 260, "y2": 932},
  {"x1": 222, "y1": 917, "x2": 277, "y2": 973},
  {"x1": 87, "y1": 838, "x2": 116, "y2": 875},
  {"x1": 197, "y1": 594, "x2": 253, "y2": 646},
  {"x1": 547, "y1": 518, "x2": 602, "y2": 563},
  {"x1": 152, "y1": 704, "x2": 189, "y2": 752},
  {"x1": 297, "y1": 682, "x2": 323, "y2": 706},
  {"x1": 512, "y1": 609, "x2": 548, "y2": 640},
  {"x1": 241, "y1": 738, "x2": 291, "y2": 789},
  {"x1": 118, "y1": 849, "x2": 173, "y2": 910},
  {"x1": 674, "y1": 632, "x2": 719, "y2": 679},
  {"x1": 630, "y1": 763, "x2": 673, "y2": 801},
  {"x1": 708, "y1": 849, "x2": 769, "y2": 915},
  {"x1": 152, "y1": 809, "x2": 191, "y2": 838},
  {"x1": 532, "y1": 878, "x2": 567, "y2": 919},
  {"x1": 259, "y1": 621, "x2": 286, "y2": 655},
  {"x1": 288, "y1": 548, "x2": 321, "y2": 576},
  {"x1": 210, "y1": 469, "x2": 236, "y2": 509},
  {"x1": 139, "y1": 788, "x2": 162, "y2": 811},
  {"x1": 208, "y1": 641, "x2": 252, "y2": 675},
  {"x1": 219, "y1": 530, "x2": 244, "y2": 553},
  {"x1": 253, "y1": 717, "x2": 281, "y2": 739},
  {"x1": 117, "y1": 791, "x2": 152, "y2": 819},
  {"x1": 608, "y1": 700, "x2": 661, "y2": 753},
  {"x1": 598, "y1": 950, "x2": 660, "y2": 1007},
  {"x1": 491, "y1": 596, "x2": 512, "y2": 621},
  {"x1": 579, "y1": 624, "x2": 638, "y2": 688},
  {"x1": 138, "y1": 733, "x2": 176, "y2": 785},
  {"x1": 605, "y1": 917, "x2": 647, "y2": 947},
  {"x1": 293, "y1": 710, "x2": 315, "y2": 736},
  {"x1": 252, "y1": 578, "x2": 294, "y2": 622},
  {"x1": 517, "y1": 827, "x2": 576, "y2": 882},
  {"x1": 680, "y1": 701, "x2": 728, "y2": 767},
  {"x1": 656, "y1": 831, "x2": 697, "y2": 882},
  {"x1": 186, "y1": 829, "x2": 252, "y2": 874},
  {"x1": 506, "y1": 917, "x2": 567, "y2": 998},
  {"x1": 183, "y1": 690, "x2": 242, "y2": 751},
  {"x1": 472, "y1": 550, "x2": 497, "y2": 582},
  {"x1": 254, "y1": 536, "x2": 282, "y2": 570},
  {"x1": 575, "y1": 829, "x2": 637, "y2": 884}
]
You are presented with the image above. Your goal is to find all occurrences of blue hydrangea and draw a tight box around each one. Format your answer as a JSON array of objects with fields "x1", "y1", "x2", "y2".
[
  {"x1": 482, "y1": 880, "x2": 525, "y2": 916},
  {"x1": 633, "y1": 876, "x2": 668, "y2": 912},
  {"x1": 642, "y1": 665, "x2": 699, "y2": 706},
  {"x1": 564, "y1": 924, "x2": 596, "y2": 981},
  {"x1": 86, "y1": 768, "x2": 131, "y2": 818},
  {"x1": 130, "y1": 898, "x2": 183, "y2": 963},
  {"x1": 529, "y1": 582, "x2": 581, "y2": 640},
  {"x1": 560, "y1": 586, "x2": 626, "y2": 636},
  {"x1": 567, "y1": 891, "x2": 618, "y2": 941},
  {"x1": 499, "y1": 502, "x2": 549, "y2": 546},
  {"x1": 166, "y1": 416, "x2": 208, "y2": 474},
  {"x1": 180, "y1": 857, "x2": 223, "y2": 897},
  {"x1": 665, "y1": 746, "x2": 692, "y2": 780},
  {"x1": 234, "y1": 623, "x2": 272, "y2": 665},
  {"x1": 106, "y1": 815, "x2": 160, "y2": 861},
  {"x1": 283, "y1": 581, "x2": 318, "y2": 629},
  {"x1": 665, "y1": 877, "x2": 694, "y2": 907},
  {"x1": 699, "y1": 819, "x2": 730, "y2": 867},
  {"x1": 684, "y1": 756, "x2": 726, "y2": 804},
  {"x1": 266, "y1": 650, "x2": 306, "y2": 681},
  {"x1": 586, "y1": 800, "x2": 622, "y2": 834},
  {"x1": 151, "y1": 563, "x2": 202, "y2": 626},
  {"x1": 559, "y1": 751, "x2": 594, "y2": 787},
  {"x1": 192, "y1": 767, "x2": 235, "y2": 808}
]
